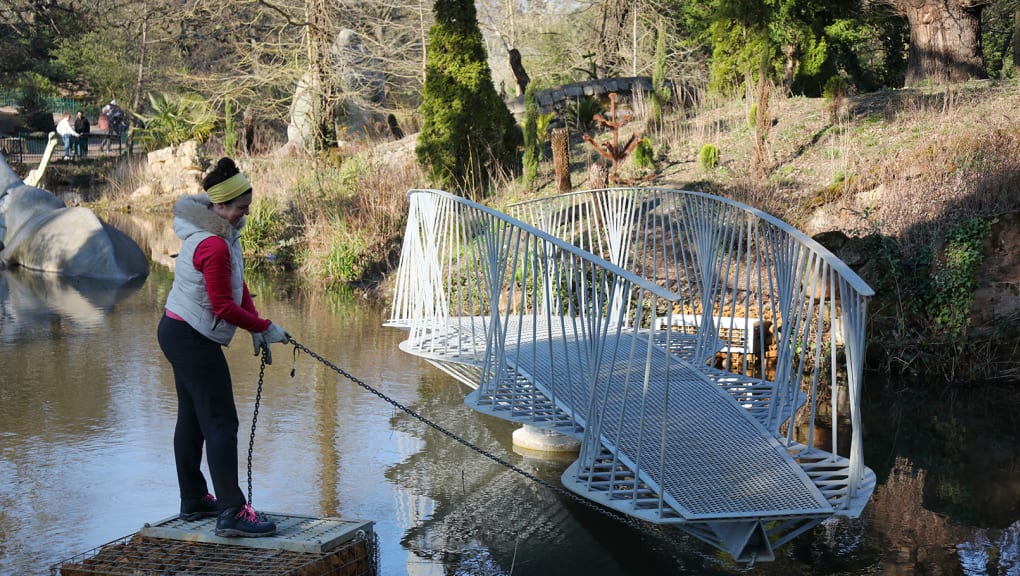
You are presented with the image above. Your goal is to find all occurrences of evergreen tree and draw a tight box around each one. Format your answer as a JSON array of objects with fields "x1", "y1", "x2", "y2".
[
  {"x1": 707, "y1": 0, "x2": 904, "y2": 96},
  {"x1": 415, "y1": 0, "x2": 522, "y2": 192}
]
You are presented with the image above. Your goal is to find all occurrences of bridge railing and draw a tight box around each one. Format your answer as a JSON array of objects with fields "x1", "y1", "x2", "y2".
[
  {"x1": 389, "y1": 187, "x2": 874, "y2": 517},
  {"x1": 389, "y1": 188, "x2": 722, "y2": 463},
  {"x1": 509, "y1": 187, "x2": 874, "y2": 514}
]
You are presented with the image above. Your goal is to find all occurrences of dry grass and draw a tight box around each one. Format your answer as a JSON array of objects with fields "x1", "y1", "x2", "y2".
[
  {"x1": 608, "y1": 79, "x2": 1020, "y2": 260},
  {"x1": 239, "y1": 139, "x2": 425, "y2": 289}
]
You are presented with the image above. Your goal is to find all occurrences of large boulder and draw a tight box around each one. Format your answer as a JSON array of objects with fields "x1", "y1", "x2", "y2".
[{"x1": 0, "y1": 155, "x2": 149, "y2": 280}]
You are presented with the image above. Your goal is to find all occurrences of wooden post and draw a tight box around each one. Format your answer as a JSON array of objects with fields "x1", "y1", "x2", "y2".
[
  {"x1": 243, "y1": 107, "x2": 255, "y2": 154},
  {"x1": 551, "y1": 127, "x2": 571, "y2": 192}
]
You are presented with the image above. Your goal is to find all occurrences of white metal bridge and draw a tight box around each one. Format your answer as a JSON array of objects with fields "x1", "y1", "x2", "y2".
[{"x1": 386, "y1": 187, "x2": 875, "y2": 563}]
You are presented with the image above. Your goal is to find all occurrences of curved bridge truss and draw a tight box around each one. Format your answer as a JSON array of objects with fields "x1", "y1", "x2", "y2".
[{"x1": 387, "y1": 187, "x2": 875, "y2": 563}]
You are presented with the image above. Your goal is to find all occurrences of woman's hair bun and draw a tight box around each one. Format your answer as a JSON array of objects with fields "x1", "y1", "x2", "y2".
[
  {"x1": 215, "y1": 157, "x2": 238, "y2": 174},
  {"x1": 203, "y1": 157, "x2": 240, "y2": 190}
]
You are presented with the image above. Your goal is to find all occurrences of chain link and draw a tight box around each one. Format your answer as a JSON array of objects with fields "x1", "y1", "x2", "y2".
[{"x1": 244, "y1": 337, "x2": 695, "y2": 552}]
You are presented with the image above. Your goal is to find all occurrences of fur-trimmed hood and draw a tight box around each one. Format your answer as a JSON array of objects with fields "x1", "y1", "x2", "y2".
[{"x1": 172, "y1": 193, "x2": 245, "y2": 241}]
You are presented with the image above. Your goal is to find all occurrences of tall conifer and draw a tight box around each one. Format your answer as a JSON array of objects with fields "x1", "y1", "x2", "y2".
[{"x1": 415, "y1": 0, "x2": 522, "y2": 192}]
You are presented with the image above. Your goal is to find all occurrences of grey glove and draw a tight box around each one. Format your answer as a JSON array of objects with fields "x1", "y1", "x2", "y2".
[
  {"x1": 255, "y1": 322, "x2": 290, "y2": 365},
  {"x1": 251, "y1": 331, "x2": 271, "y2": 364},
  {"x1": 262, "y1": 322, "x2": 290, "y2": 344}
]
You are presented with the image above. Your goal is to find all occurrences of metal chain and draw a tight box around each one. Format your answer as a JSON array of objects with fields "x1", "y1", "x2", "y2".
[
  {"x1": 285, "y1": 338, "x2": 656, "y2": 535},
  {"x1": 242, "y1": 337, "x2": 706, "y2": 558},
  {"x1": 245, "y1": 351, "x2": 268, "y2": 507}
]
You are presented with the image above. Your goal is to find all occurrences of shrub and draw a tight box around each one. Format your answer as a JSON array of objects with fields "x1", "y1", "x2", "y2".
[
  {"x1": 823, "y1": 75, "x2": 849, "y2": 122},
  {"x1": 16, "y1": 73, "x2": 58, "y2": 132},
  {"x1": 415, "y1": 0, "x2": 522, "y2": 192},
  {"x1": 568, "y1": 97, "x2": 601, "y2": 131},
  {"x1": 928, "y1": 217, "x2": 992, "y2": 338},
  {"x1": 699, "y1": 143, "x2": 719, "y2": 170},
  {"x1": 135, "y1": 92, "x2": 216, "y2": 150},
  {"x1": 522, "y1": 85, "x2": 540, "y2": 182},
  {"x1": 632, "y1": 138, "x2": 654, "y2": 169},
  {"x1": 536, "y1": 112, "x2": 556, "y2": 143},
  {"x1": 241, "y1": 197, "x2": 293, "y2": 269}
]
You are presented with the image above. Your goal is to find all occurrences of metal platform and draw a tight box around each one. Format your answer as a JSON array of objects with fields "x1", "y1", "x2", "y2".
[{"x1": 139, "y1": 512, "x2": 373, "y2": 554}]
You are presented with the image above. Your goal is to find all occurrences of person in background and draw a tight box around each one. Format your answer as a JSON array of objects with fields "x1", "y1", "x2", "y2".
[
  {"x1": 74, "y1": 110, "x2": 91, "y2": 159},
  {"x1": 99, "y1": 99, "x2": 123, "y2": 152},
  {"x1": 56, "y1": 113, "x2": 79, "y2": 160},
  {"x1": 97, "y1": 110, "x2": 111, "y2": 151},
  {"x1": 156, "y1": 157, "x2": 290, "y2": 538}
]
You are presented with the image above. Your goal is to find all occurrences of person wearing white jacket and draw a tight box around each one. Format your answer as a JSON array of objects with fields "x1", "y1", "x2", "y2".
[
  {"x1": 56, "y1": 113, "x2": 79, "y2": 160},
  {"x1": 157, "y1": 157, "x2": 290, "y2": 538}
]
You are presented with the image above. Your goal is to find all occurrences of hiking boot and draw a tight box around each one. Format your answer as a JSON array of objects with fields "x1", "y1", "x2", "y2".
[
  {"x1": 179, "y1": 492, "x2": 218, "y2": 521},
  {"x1": 215, "y1": 504, "x2": 277, "y2": 538}
]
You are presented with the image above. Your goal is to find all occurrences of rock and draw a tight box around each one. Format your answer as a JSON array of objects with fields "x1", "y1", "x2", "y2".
[
  {"x1": 971, "y1": 212, "x2": 1020, "y2": 326},
  {"x1": 141, "y1": 140, "x2": 207, "y2": 197}
]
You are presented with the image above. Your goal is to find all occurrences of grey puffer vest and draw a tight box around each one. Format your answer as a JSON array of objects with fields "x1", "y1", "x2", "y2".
[{"x1": 164, "y1": 193, "x2": 246, "y2": 345}]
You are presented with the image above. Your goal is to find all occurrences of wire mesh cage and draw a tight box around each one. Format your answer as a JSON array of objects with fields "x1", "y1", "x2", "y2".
[{"x1": 51, "y1": 524, "x2": 378, "y2": 576}]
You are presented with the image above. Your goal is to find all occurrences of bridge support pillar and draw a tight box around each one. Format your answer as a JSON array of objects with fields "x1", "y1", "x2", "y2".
[{"x1": 512, "y1": 424, "x2": 580, "y2": 455}]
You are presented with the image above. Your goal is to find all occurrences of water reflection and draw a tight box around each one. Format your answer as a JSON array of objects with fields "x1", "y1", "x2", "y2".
[
  {"x1": 0, "y1": 268, "x2": 145, "y2": 343},
  {"x1": 1, "y1": 211, "x2": 1020, "y2": 575}
]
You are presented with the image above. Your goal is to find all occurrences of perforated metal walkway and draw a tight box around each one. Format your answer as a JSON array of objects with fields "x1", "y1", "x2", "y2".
[{"x1": 413, "y1": 316, "x2": 830, "y2": 517}]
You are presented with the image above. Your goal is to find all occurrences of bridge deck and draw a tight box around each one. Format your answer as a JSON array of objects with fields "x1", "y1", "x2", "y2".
[{"x1": 410, "y1": 316, "x2": 833, "y2": 521}]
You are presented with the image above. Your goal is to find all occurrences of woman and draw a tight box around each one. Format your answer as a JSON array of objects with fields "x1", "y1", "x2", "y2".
[{"x1": 157, "y1": 157, "x2": 289, "y2": 538}]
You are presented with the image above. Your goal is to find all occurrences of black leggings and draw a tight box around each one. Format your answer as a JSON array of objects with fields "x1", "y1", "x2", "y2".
[{"x1": 157, "y1": 313, "x2": 245, "y2": 511}]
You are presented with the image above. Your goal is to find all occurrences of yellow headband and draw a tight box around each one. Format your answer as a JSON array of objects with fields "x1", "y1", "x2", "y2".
[{"x1": 206, "y1": 173, "x2": 251, "y2": 204}]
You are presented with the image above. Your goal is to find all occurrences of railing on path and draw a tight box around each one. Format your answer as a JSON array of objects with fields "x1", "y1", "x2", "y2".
[{"x1": 387, "y1": 188, "x2": 875, "y2": 563}]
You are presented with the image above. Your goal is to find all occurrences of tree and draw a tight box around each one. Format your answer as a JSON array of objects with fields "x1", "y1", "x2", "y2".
[
  {"x1": 415, "y1": 0, "x2": 522, "y2": 191},
  {"x1": 979, "y1": 0, "x2": 1018, "y2": 79},
  {"x1": 703, "y1": 0, "x2": 910, "y2": 95},
  {"x1": 882, "y1": 0, "x2": 990, "y2": 85}
]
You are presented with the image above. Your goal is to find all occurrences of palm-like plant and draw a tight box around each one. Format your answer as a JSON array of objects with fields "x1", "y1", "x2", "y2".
[{"x1": 135, "y1": 92, "x2": 217, "y2": 151}]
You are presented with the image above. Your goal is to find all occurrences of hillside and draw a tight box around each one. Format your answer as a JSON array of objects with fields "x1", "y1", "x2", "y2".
[{"x1": 559, "y1": 80, "x2": 1020, "y2": 241}]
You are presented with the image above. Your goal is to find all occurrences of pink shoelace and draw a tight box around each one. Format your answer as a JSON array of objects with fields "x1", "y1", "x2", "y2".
[{"x1": 237, "y1": 503, "x2": 269, "y2": 523}]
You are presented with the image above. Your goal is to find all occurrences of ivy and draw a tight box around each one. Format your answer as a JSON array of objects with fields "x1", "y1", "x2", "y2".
[{"x1": 929, "y1": 217, "x2": 992, "y2": 338}]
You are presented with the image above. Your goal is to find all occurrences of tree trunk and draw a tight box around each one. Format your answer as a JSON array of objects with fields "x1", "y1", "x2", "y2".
[
  {"x1": 593, "y1": 0, "x2": 631, "y2": 77},
  {"x1": 243, "y1": 107, "x2": 255, "y2": 154},
  {"x1": 551, "y1": 127, "x2": 571, "y2": 192},
  {"x1": 585, "y1": 162, "x2": 608, "y2": 190},
  {"x1": 1015, "y1": 8, "x2": 1020, "y2": 78},
  {"x1": 508, "y1": 48, "x2": 530, "y2": 96},
  {"x1": 896, "y1": 0, "x2": 988, "y2": 85}
]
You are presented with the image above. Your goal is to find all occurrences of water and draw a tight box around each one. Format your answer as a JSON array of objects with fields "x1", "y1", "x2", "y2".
[{"x1": 1, "y1": 212, "x2": 1020, "y2": 575}]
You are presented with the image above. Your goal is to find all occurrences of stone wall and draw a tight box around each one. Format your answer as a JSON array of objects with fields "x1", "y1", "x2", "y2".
[
  {"x1": 132, "y1": 140, "x2": 206, "y2": 199},
  {"x1": 507, "y1": 76, "x2": 671, "y2": 117}
]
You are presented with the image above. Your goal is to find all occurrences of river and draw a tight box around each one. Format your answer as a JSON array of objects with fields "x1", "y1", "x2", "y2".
[{"x1": 0, "y1": 211, "x2": 1019, "y2": 575}]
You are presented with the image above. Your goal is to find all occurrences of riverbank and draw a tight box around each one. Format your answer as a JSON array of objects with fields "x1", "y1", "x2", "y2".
[{"x1": 30, "y1": 80, "x2": 1020, "y2": 384}]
